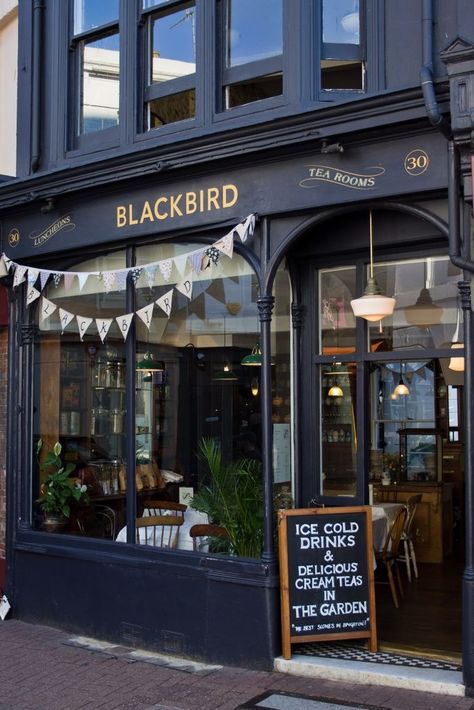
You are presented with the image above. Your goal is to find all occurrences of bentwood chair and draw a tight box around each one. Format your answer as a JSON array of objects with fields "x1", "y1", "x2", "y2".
[
  {"x1": 142, "y1": 500, "x2": 187, "y2": 518},
  {"x1": 136, "y1": 515, "x2": 184, "y2": 548},
  {"x1": 375, "y1": 506, "x2": 408, "y2": 608},
  {"x1": 398, "y1": 493, "x2": 422, "y2": 582},
  {"x1": 189, "y1": 523, "x2": 229, "y2": 553}
]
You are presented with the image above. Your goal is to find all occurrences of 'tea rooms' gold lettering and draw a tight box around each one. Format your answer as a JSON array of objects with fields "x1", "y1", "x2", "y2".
[{"x1": 116, "y1": 184, "x2": 239, "y2": 228}]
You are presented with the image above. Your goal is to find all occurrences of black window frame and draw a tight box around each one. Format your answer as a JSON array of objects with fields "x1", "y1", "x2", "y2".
[
  {"x1": 67, "y1": 1, "x2": 121, "y2": 153},
  {"x1": 140, "y1": 0, "x2": 199, "y2": 135},
  {"x1": 61, "y1": 0, "x2": 383, "y2": 161},
  {"x1": 317, "y1": 0, "x2": 367, "y2": 100}
]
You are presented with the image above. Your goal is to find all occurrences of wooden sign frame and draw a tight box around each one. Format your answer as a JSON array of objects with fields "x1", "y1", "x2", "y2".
[{"x1": 278, "y1": 506, "x2": 377, "y2": 659}]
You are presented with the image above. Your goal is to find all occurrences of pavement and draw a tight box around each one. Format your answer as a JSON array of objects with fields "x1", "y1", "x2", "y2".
[{"x1": 0, "y1": 619, "x2": 474, "y2": 710}]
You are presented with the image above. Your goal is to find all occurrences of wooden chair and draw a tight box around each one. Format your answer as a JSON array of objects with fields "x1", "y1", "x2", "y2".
[
  {"x1": 189, "y1": 523, "x2": 229, "y2": 552},
  {"x1": 398, "y1": 493, "x2": 422, "y2": 582},
  {"x1": 136, "y1": 515, "x2": 184, "y2": 548},
  {"x1": 142, "y1": 500, "x2": 187, "y2": 518},
  {"x1": 375, "y1": 506, "x2": 407, "y2": 608}
]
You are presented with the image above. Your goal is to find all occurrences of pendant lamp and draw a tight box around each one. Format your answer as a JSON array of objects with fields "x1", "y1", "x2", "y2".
[
  {"x1": 449, "y1": 306, "x2": 464, "y2": 371},
  {"x1": 404, "y1": 259, "x2": 442, "y2": 327},
  {"x1": 328, "y1": 383, "x2": 344, "y2": 397},
  {"x1": 251, "y1": 377, "x2": 259, "y2": 396},
  {"x1": 350, "y1": 211, "x2": 396, "y2": 322},
  {"x1": 241, "y1": 344, "x2": 262, "y2": 366},
  {"x1": 136, "y1": 351, "x2": 165, "y2": 372},
  {"x1": 213, "y1": 362, "x2": 238, "y2": 382},
  {"x1": 392, "y1": 363, "x2": 410, "y2": 397}
]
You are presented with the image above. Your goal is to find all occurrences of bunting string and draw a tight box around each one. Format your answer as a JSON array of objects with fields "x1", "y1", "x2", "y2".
[{"x1": 1, "y1": 214, "x2": 256, "y2": 343}]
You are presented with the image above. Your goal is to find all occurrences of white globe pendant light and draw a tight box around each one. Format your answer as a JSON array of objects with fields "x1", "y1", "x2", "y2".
[{"x1": 350, "y1": 211, "x2": 396, "y2": 322}]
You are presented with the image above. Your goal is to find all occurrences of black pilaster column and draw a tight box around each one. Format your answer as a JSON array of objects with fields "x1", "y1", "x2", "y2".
[
  {"x1": 460, "y1": 279, "x2": 474, "y2": 693},
  {"x1": 258, "y1": 294, "x2": 275, "y2": 564},
  {"x1": 291, "y1": 303, "x2": 305, "y2": 508}
]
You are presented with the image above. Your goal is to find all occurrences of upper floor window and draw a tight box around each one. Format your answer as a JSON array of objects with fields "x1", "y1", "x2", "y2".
[
  {"x1": 321, "y1": 0, "x2": 365, "y2": 92},
  {"x1": 219, "y1": 0, "x2": 283, "y2": 110},
  {"x1": 144, "y1": 0, "x2": 197, "y2": 129},
  {"x1": 71, "y1": 0, "x2": 120, "y2": 137},
  {"x1": 65, "y1": 1, "x2": 372, "y2": 153}
]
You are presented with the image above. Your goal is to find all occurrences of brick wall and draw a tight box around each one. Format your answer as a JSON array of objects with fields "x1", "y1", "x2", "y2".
[{"x1": 0, "y1": 325, "x2": 7, "y2": 572}]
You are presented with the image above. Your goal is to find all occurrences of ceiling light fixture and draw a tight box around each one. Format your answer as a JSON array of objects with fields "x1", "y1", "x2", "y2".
[{"x1": 350, "y1": 211, "x2": 396, "y2": 322}]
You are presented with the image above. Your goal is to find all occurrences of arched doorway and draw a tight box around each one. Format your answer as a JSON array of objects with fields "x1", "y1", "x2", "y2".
[{"x1": 280, "y1": 205, "x2": 464, "y2": 660}]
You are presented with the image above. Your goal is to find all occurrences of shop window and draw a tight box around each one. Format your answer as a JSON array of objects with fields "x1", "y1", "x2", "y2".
[
  {"x1": 321, "y1": 0, "x2": 365, "y2": 93},
  {"x1": 32, "y1": 243, "x2": 263, "y2": 558},
  {"x1": 319, "y1": 266, "x2": 357, "y2": 356},
  {"x1": 368, "y1": 257, "x2": 462, "y2": 353},
  {"x1": 144, "y1": 1, "x2": 197, "y2": 129},
  {"x1": 71, "y1": 0, "x2": 120, "y2": 139},
  {"x1": 219, "y1": 0, "x2": 283, "y2": 110},
  {"x1": 320, "y1": 362, "x2": 357, "y2": 496}
]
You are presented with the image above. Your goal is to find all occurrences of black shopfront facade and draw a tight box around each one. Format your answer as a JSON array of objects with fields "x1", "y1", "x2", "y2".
[{"x1": 3, "y1": 0, "x2": 474, "y2": 692}]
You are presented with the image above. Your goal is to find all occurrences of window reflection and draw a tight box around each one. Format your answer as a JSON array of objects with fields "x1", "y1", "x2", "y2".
[
  {"x1": 226, "y1": 0, "x2": 282, "y2": 67},
  {"x1": 151, "y1": 6, "x2": 196, "y2": 84},
  {"x1": 74, "y1": 0, "x2": 119, "y2": 35},
  {"x1": 80, "y1": 35, "x2": 120, "y2": 135},
  {"x1": 319, "y1": 267, "x2": 357, "y2": 355},
  {"x1": 369, "y1": 257, "x2": 462, "y2": 351},
  {"x1": 322, "y1": 0, "x2": 360, "y2": 45},
  {"x1": 321, "y1": 363, "x2": 357, "y2": 496}
]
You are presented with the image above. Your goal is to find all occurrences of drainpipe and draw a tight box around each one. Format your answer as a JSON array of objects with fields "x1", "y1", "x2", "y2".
[
  {"x1": 420, "y1": 0, "x2": 452, "y2": 140},
  {"x1": 30, "y1": 0, "x2": 44, "y2": 173}
]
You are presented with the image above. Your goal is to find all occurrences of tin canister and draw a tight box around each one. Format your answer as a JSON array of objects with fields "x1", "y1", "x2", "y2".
[
  {"x1": 60, "y1": 411, "x2": 70, "y2": 434},
  {"x1": 111, "y1": 409, "x2": 123, "y2": 434}
]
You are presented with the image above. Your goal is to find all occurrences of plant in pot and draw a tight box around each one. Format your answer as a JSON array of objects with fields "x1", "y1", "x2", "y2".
[
  {"x1": 190, "y1": 438, "x2": 263, "y2": 558},
  {"x1": 36, "y1": 440, "x2": 89, "y2": 532}
]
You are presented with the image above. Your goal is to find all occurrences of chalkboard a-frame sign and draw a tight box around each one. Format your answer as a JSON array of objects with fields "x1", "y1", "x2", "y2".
[{"x1": 278, "y1": 507, "x2": 377, "y2": 659}]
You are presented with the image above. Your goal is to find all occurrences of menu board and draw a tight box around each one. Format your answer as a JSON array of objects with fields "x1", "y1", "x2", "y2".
[{"x1": 278, "y1": 507, "x2": 377, "y2": 658}]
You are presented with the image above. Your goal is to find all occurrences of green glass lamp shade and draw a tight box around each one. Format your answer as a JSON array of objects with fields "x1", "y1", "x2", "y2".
[{"x1": 136, "y1": 352, "x2": 165, "y2": 372}]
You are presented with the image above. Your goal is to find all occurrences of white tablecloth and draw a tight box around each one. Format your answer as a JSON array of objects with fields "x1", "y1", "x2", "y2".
[
  {"x1": 371, "y1": 503, "x2": 404, "y2": 552},
  {"x1": 115, "y1": 507, "x2": 208, "y2": 549}
]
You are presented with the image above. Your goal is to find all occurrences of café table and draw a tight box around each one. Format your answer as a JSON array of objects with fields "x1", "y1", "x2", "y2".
[
  {"x1": 115, "y1": 506, "x2": 208, "y2": 549},
  {"x1": 371, "y1": 502, "x2": 405, "y2": 552}
]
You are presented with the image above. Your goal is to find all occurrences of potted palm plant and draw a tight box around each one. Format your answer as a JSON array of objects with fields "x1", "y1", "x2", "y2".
[
  {"x1": 36, "y1": 440, "x2": 89, "y2": 532},
  {"x1": 190, "y1": 438, "x2": 263, "y2": 558}
]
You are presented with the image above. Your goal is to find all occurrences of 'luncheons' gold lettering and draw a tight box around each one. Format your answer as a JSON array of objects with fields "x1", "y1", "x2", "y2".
[{"x1": 116, "y1": 184, "x2": 239, "y2": 228}]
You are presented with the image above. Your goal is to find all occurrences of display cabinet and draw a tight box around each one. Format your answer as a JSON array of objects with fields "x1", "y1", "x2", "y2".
[{"x1": 398, "y1": 427, "x2": 442, "y2": 482}]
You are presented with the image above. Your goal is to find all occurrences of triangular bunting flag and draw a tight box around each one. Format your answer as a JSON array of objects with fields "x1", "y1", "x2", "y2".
[
  {"x1": 136, "y1": 303, "x2": 154, "y2": 330},
  {"x1": 189, "y1": 250, "x2": 204, "y2": 274},
  {"x1": 116, "y1": 313, "x2": 134, "y2": 341},
  {"x1": 174, "y1": 254, "x2": 188, "y2": 278},
  {"x1": 3, "y1": 257, "x2": 12, "y2": 273},
  {"x1": 204, "y1": 246, "x2": 220, "y2": 268},
  {"x1": 40, "y1": 297, "x2": 57, "y2": 322},
  {"x1": 214, "y1": 233, "x2": 234, "y2": 258},
  {"x1": 130, "y1": 267, "x2": 142, "y2": 286},
  {"x1": 156, "y1": 289, "x2": 174, "y2": 317},
  {"x1": 96, "y1": 318, "x2": 113, "y2": 343},
  {"x1": 40, "y1": 270, "x2": 50, "y2": 291},
  {"x1": 0, "y1": 255, "x2": 9, "y2": 278},
  {"x1": 158, "y1": 259, "x2": 173, "y2": 282},
  {"x1": 176, "y1": 276, "x2": 193, "y2": 300},
  {"x1": 52, "y1": 272, "x2": 62, "y2": 288},
  {"x1": 115, "y1": 269, "x2": 128, "y2": 291},
  {"x1": 76, "y1": 315, "x2": 93, "y2": 341},
  {"x1": 77, "y1": 273, "x2": 88, "y2": 291},
  {"x1": 235, "y1": 221, "x2": 248, "y2": 242},
  {"x1": 102, "y1": 271, "x2": 116, "y2": 293},
  {"x1": 59, "y1": 308, "x2": 75, "y2": 333},
  {"x1": 145, "y1": 264, "x2": 158, "y2": 289},
  {"x1": 27, "y1": 268, "x2": 39, "y2": 285},
  {"x1": 13, "y1": 264, "x2": 27, "y2": 288},
  {"x1": 64, "y1": 273, "x2": 75, "y2": 291},
  {"x1": 26, "y1": 286, "x2": 41, "y2": 307}
]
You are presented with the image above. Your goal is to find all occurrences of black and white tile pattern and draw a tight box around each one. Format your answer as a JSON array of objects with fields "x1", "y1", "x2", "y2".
[{"x1": 292, "y1": 641, "x2": 461, "y2": 671}]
